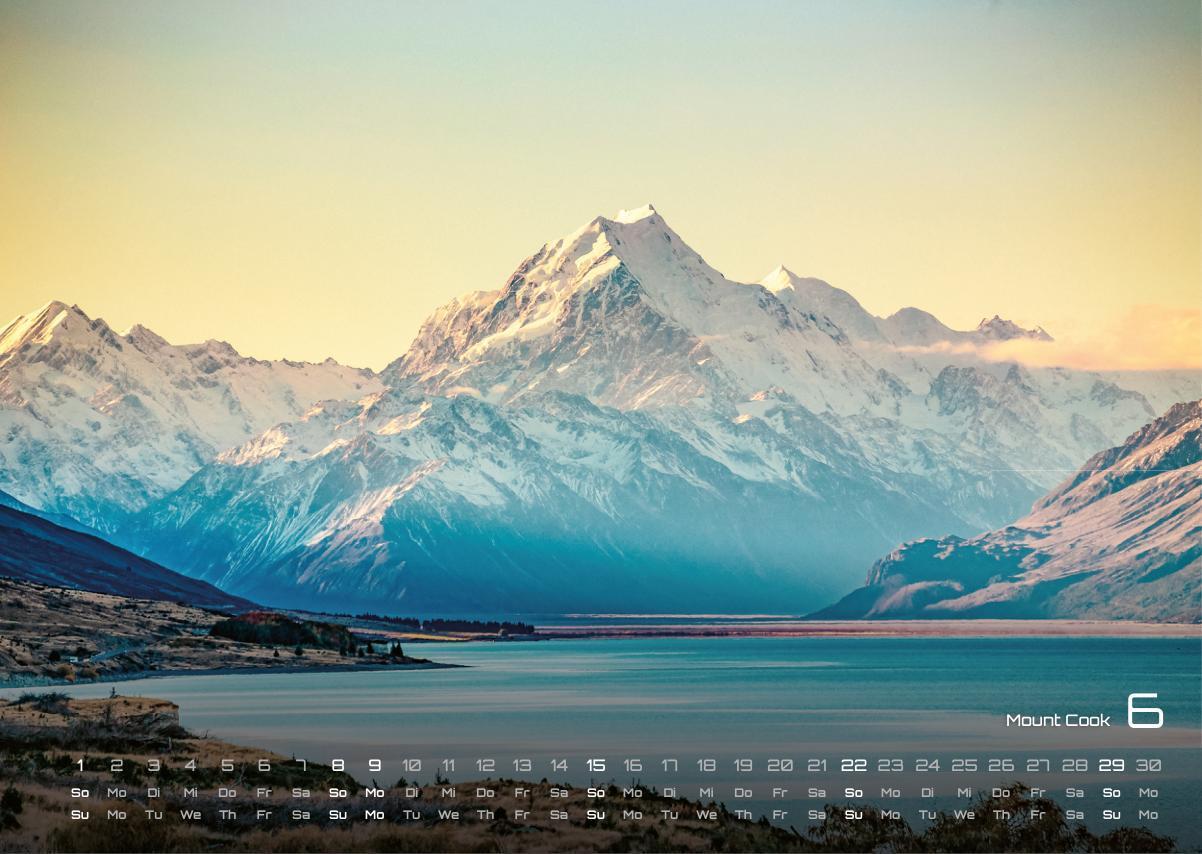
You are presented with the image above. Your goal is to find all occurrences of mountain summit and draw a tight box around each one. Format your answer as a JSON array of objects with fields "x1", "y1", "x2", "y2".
[
  {"x1": 389, "y1": 204, "x2": 881, "y2": 414},
  {"x1": 613, "y1": 203, "x2": 659, "y2": 223},
  {"x1": 975, "y1": 315, "x2": 1053, "y2": 342},
  {"x1": 1, "y1": 206, "x2": 1196, "y2": 614}
]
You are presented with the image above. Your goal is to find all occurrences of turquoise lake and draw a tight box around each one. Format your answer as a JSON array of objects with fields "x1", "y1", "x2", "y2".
[{"x1": 6, "y1": 635, "x2": 1200, "y2": 847}]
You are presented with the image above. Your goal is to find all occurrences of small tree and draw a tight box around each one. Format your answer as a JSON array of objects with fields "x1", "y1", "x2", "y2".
[{"x1": 293, "y1": 644, "x2": 304, "y2": 657}]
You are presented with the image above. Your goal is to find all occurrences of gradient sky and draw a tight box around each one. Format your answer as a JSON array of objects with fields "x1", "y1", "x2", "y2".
[{"x1": 1, "y1": 0, "x2": 1198, "y2": 370}]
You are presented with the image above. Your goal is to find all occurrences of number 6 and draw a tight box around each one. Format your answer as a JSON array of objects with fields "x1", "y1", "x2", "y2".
[{"x1": 1128, "y1": 693, "x2": 1163, "y2": 729}]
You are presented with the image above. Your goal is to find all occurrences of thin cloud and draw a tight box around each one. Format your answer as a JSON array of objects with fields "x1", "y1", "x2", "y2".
[
  {"x1": 886, "y1": 306, "x2": 1200, "y2": 372},
  {"x1": 981, "y1": 306, "x2": 1201, "y2": 372}
]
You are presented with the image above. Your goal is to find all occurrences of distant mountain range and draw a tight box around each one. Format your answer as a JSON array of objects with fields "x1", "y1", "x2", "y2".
[
  {"x1": 0, "y1": 301, "x2": 380, "y2": 532},
  {"x1": 1, "y1": 205, "x2": 1197, "y2": 615},
  {"x1": 0, "y1": 490, "x2": 248, "y2": 609},
  {"x1": 814, "y1": 400, "x2": 1201, "y2": 622}
]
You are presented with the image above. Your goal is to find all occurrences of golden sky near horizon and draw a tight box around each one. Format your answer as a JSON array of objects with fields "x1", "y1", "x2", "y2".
[{"x1": 1, "y1": 1, "x2": 1198, "y2": 370}]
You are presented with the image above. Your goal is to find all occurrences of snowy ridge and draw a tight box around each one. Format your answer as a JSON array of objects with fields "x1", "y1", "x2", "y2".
[
  {"x1": 815, "y1": 400, "x2": 1201, "y2": 622},
  {"x1": 2, "y1": 205, "x2": 1198, "y2": 614},
  {"x1": 0, "y1": 301, "x2": 381, "y2": 530}
]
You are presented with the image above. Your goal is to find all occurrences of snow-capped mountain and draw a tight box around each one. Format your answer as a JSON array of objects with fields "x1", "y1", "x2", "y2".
[
  {"x1": 389, "y1": 207, "x2": 1169, "y2": 492},
  {"x1": 814, "y1": 400, "x2": 1201, "y2": 622},
  {"x1": 99, "y1": 205, "x2": 1197, "y2": 614},
  {"x1": 388, "y1": 206, "x2": 1183, "y2": 501},
  {"x1": 0, "y1": 301, "x2": 381, "y2": 531},
  {"x1": 390, "y1": 205, "x2": 897, "y2": 414},
  {"x1": 760, "y1": 267, "x2": 1053, "y2": 347}
]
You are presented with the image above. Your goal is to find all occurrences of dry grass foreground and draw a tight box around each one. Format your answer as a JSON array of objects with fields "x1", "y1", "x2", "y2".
[{"x1": 0, "y1": 577, "x2": 446, "y2": 685}]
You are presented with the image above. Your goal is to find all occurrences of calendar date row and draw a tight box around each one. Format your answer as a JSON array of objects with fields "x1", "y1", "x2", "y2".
[{"x1": 76, "y1": 755, "x2": 1166, "y2": 776}]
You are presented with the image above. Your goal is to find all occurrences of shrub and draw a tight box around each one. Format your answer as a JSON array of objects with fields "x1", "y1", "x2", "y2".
[
  {"x1": 13, "y1": 692, "x2": 71, "y2": 714},
  {"x1": 54, "y1": 663, "x2": 75, "y2": 681}
]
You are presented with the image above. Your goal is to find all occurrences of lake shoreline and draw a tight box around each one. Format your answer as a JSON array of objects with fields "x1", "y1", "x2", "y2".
[
  {"x1": 536, "y1": 618, "x2": 1202, "y2": 639},
  {"x1": 6, "y1": 618, "x2": 1197, "y2": 690},
  {"x1": 0, "y1": 658, "x2": 463, "y2": 690}
]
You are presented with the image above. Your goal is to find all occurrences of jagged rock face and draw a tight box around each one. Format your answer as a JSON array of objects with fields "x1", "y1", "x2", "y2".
[
  {"x1": 815, "y1": 400, "x2": 1202, "y2": 622},
  {"x1": 2, "y1": 206, "x2": 1197, "y2": 614},
  {"x1": 0, "y1": 301, "x2": 381, "y2": 531}
]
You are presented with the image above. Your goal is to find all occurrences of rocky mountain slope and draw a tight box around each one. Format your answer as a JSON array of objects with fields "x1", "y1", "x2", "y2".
[
  {"x1": 105, "y1": 206, "x2": 1197, "y2": 613},
  {"x1": 134, "y1": 389, "x2": 970, "y2": 611},
  {"x1": 0, "y1": 301, "x2": 381, "y2": 531},
  {"x1": 0, "y1": 490, "x2": 250, "y2": 609},
  {"x1": 813, "y1": 400, "x2": 1201, "y2": 622}
]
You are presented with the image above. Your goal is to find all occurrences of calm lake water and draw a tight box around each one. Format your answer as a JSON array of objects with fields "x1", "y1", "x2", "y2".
[{"x1": 6, "y1": 636, "x2": 1200, "y2": 846}]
